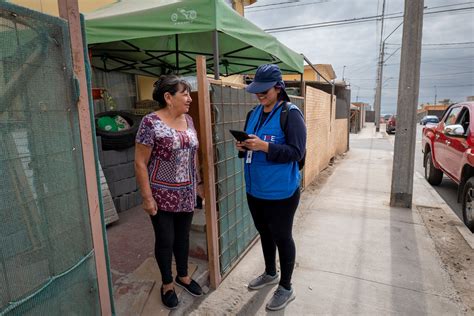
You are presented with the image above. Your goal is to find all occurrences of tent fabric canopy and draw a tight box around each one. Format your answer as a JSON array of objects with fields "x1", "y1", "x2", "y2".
[{"x1": 85, "y1": 0, "x2": 303, "y2": 77}]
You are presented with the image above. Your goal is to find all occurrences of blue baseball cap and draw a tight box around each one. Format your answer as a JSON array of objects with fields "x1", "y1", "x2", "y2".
[{"x1": 246, "y1": 64, "x2": 290, "y2": 101}]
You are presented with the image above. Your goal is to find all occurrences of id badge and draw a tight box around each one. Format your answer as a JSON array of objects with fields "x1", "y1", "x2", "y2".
[{"x1": 246, "y1": 150, "x2": 253, "y2": 164}]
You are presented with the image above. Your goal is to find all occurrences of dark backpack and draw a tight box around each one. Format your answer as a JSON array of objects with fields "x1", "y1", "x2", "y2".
[{"x1": 244, "y1": 102, "x2": 306, "y2": 170}]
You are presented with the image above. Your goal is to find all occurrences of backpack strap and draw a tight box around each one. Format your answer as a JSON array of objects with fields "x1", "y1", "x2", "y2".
[
  {"x1": 280, "y1": 102, "x2": 306, "y2": 170},
  {"x1": 280, "y1": 102, "x2": 302, "y2": 131},
  {"x1": 243, "y1": 105, "x2": 258, "y2": 131}
]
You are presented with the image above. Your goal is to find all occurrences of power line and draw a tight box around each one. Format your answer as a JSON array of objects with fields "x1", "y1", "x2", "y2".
[
  {"x1": 247, "y1": 1, "x2": 301, "y2": 9},
  {"x1": 422, "y1": 41, "x2": 474, "y2": 46},
  {"x1": 349, "y1": 70, "x2": 474, "y2": 80},
  {"x1": 423, "y1": 46, "x2": 474, "y2": 50},
  {"x1": 246, "y1": 0, "x2": 331, "y2": 12},
  {"x1": 426, "y1": 84, "x2": 474, "y2": 88},
  {"x1": 264, "y1": 6, "x2": 474, "y2": 33},
  {"x1": 386, "y1": 41, "x2": 474, "y2": 46},
  {"x1": 425, "y1": 1, "x2": 474, "y2": 10}
]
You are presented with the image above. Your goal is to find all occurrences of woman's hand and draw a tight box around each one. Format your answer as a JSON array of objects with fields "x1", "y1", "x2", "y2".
[
  {"x1": 197, "y1": 182, "x2": 205, "y2": 199},
  {"x1": 142, "y1": 197, "x2": 158, "y2": 216},
  {"x1": 236, "y1": 141, "x2": 247, "y2": 152},
  {"x1": 243, "y1": 135, "x2": 269, "y2": 153}
]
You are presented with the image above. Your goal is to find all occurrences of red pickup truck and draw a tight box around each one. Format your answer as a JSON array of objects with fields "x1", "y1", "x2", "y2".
[{"x1": 422, "y1": 101, "x2": 474, "y2": 231}]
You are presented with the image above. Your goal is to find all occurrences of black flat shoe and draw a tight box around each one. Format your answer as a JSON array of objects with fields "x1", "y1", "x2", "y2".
[
  {"x1": 161, "y1": 286, "x2": 178, "y2": 309},
  {"x1": 175, "y1": 276, "x2": 203, "y2": 297}
]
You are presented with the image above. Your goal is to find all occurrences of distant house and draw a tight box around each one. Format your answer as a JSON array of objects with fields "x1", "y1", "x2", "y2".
[
  {"x1": 350, "y1": 102, "x2": 368, "y2": 133},
  {"x1": 418, "y1": 102, "x2": 450, "y2": 119},
  {"x1": 282, "y1": 64, "x2": 336, "y2": 82}
]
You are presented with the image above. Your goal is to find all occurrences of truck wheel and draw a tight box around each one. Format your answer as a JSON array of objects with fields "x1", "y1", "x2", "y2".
[
  {"x1": 462, "y1": 177, "x2": 474, "y2": 232},
  {"x1": 424, "y1": 152, "x2": 443, "y2": 185}
]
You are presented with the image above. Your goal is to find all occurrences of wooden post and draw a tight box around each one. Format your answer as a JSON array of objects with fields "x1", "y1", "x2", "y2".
[
  {"x1": 196, "y1": 56, "x2": 221, "y2": 289},
  {"x1": 58, "y1": 0, "x2": 112, "y2": 314}
]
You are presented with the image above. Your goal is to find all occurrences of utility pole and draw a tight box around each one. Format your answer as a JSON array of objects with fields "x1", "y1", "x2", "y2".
[
  {"x1": 434, "y1": 85, "x2": 437, "y2": 105},
  {"x1": 390, "y1": 0, "x2": 424, "y2": 208},
  {"x1": 342, "y1": 65, "x2": 346, "y2": 81},
  {"x1": 374, "y1": 41, "x2": 385, "y2": 131},
  {"x1": 374, "y1": 0, "x2": 386, "y2": 132}
]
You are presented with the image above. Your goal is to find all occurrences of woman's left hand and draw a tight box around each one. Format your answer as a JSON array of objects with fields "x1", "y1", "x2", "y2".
[{"x1": 244, "y1": 135, "x2": 269, "y2": 153}]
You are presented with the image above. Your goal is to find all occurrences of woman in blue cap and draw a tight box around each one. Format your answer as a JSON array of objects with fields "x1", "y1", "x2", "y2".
[{"x1": 236, "y1": 64, "x2": 306, "y2": 311}]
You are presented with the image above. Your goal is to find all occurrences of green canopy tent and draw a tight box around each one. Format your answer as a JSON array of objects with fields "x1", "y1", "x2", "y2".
[{"x1": 85, "y1": 0, "x2": 304, "y2": 78}]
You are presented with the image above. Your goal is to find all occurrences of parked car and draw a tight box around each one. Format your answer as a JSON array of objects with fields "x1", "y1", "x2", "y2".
[
  {"x1": 383, "y1": 114, "x2": 393, "y2": 122},
  {"x1": 420, "y1": 115, "x2": 439, "y2": 125},
  {"x1": 422, "y1": 102, "x2": 474, "y2": 231},
  {"x1": 386, "y1": 115, "x2": 396, "y2": 134}
]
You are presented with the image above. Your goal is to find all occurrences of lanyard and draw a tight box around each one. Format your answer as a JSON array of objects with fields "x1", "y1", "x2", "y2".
[{"x1": 252, "y1": 100, "x2": 282, "y2": 135}]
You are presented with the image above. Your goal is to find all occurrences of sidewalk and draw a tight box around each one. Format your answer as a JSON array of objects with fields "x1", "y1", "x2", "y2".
[{"x1": 177, "y1": 123, "x2": 471, "y2": 315}]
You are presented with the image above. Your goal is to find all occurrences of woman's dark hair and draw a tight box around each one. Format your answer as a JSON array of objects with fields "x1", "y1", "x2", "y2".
[{"x1": 152, "y1": 75, "x2": 192, "y2": 108}]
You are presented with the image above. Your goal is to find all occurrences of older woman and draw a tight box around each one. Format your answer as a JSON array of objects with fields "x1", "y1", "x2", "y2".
[
  {"x1": 236, "y1": 64, "x2": 306, "y2": 311},
  {"x1": 135, "y1": 75, "x2": 203, "y2": 309}
]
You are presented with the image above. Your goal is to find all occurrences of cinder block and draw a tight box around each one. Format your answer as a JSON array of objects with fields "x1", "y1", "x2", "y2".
[
  {"x1": 120, "y1": 195, "x2": 129, "y2": 212},
  {"x1": 108, "y1": 182, "x2": 116, "y2": 197},
  {"x1": 96, "y1": 136, "x2": 102, "y2": 152},
  {"x1": 113, "y1": 194, "x2": 129, "y2": 212},
  {"x1": 111, "y1": 177, "x2": 137, "y2": 197},
  {"x1": 103, "y1": 162, "x2": 135, "y2": 183},
  {"x1": 130, "y1": 177, "x2": 137, "y2": 192},
  {"x1": 130, "y1": 190, "x2": 142, "y2": 208},
  {"x1": 112, "y1": 197, "x2": 120, "y2": 211},
  {"x1": 120, "y1": 162, "x2": 135, "y2": 179},
  {"x1": 101, "y1": 149, "x2": 128, "y2": 167},
  {"x1": 113, "y1": 178, "x2": 129, "y2": 197},
  {"x1": 126, "y1": 146, "x2": 136, "y2": 162}
]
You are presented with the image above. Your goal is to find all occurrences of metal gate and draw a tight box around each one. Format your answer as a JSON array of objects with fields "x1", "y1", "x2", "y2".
[{"x1": 0, "y1": 3, "x2": 101, "y2": 314}]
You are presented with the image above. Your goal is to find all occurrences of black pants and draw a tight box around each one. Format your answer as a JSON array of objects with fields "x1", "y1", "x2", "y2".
[
  {"x1": 150, "y1": 211, "x2": 194, "y2": 284},
  {"x1": 247, "y1": 188, "x2": 300, "y2": 290}
]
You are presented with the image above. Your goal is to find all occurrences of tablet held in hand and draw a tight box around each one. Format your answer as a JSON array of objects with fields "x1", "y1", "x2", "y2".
[{"x1": 229, "y1": 130, "x2": 251, "y2": 142}]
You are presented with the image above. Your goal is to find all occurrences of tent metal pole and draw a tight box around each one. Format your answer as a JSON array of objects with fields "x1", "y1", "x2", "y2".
[
  {"x1": 300, "y1": 73, "x2": 305, "y2": 97},
  {"x1": 212, "y1": 30, "x2": 220, "y2": 80},
  {"x1": 175, "y1": 34, "x2": 179, "y2": 74}
]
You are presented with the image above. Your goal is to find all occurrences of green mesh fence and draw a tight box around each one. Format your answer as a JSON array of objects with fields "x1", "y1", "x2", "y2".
[
  {"x1": 1, "y1": 3, "x2": 100, "y2": 315},
  {"x1": 210, "y1": 84, "x2": 258, "y2": 275}
]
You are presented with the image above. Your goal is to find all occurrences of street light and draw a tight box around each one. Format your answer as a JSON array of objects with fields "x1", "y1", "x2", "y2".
[{"x1": 374, "y1": 21, "x2": 404, "y2": 132}]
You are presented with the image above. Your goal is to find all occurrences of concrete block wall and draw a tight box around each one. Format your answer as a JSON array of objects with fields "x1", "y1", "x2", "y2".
[{"x1": 97, "y1": 138, "x2": 141, "y2": 212}]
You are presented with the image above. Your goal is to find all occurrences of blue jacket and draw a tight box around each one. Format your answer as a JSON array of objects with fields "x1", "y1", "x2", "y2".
[{"x1": 244, "y1": 103, "x2": 304, "y2": 199}]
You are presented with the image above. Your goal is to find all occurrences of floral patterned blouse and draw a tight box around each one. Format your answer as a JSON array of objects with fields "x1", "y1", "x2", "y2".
[{"x1": 136, "y1": 112, "x2": 199, "y2": 212}]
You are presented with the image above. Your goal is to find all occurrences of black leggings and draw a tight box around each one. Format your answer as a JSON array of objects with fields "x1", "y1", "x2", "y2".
[
  {"x1": 149, "y1": 210, "x2": 194, "y2": 284},
  {"x1": 247, "y1": 188, "x2": 300, "y2": 290}
]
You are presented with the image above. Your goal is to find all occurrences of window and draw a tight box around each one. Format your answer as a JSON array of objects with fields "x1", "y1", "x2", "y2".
[
  {"x1": 456, "y1": 108, "x2": 470, "y2": 136},
  {"x1": 445, "y1": 106, "x2": 462, "y2": 125}
]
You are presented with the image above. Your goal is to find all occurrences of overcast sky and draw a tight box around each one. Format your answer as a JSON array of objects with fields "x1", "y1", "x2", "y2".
[{"x1": 244, "y1": 0, "x2": 474, "y2": 114}]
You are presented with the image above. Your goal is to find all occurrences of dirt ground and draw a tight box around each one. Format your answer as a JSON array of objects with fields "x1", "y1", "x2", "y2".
[{"x1": 417, "y1": 206, "x2": 474, "y2": 315}]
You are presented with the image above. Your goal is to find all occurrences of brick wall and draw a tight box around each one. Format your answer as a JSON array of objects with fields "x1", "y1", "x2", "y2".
[
  {"x1": 334, "y1": 119, "x2": 348, "y2": 156},
  {"x1": 303, "y1": 86, "x2": 347, "y2": 187}
]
